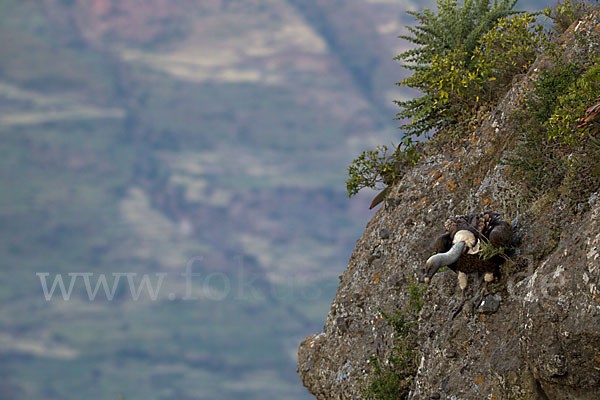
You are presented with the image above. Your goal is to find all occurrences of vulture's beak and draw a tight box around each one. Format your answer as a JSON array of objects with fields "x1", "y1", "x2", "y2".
[{"x1": 423, "y1": 241, "x2": 465, "y2": 284}]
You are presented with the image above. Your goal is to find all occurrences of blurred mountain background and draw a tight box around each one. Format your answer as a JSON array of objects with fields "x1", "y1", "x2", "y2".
[{"x1": 0, "y1": 0, "x2": 547, "y2": 399}]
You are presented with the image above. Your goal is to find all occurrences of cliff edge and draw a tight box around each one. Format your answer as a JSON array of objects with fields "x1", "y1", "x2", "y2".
[{"x1": 298, "y1": 11, "x2": 600, "y2": 400}]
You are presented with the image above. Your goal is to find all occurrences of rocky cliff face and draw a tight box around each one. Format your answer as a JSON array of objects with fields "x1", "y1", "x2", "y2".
[{"x1": 298, "y1": 11, "x2": 600, "y2": 400}]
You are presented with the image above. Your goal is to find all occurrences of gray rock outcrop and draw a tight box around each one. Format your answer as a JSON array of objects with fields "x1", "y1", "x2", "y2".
[{"x1": 298, "y1": 11, "x2": 600, "y2": 400}]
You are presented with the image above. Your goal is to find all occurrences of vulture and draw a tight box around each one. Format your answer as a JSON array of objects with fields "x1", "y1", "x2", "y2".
[{"x1": 424, "y1": 212, "x2": 514, "y2": 292}]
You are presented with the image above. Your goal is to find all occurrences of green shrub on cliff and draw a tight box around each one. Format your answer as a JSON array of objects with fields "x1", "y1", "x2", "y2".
[
  {"x1": 394, "y1": 0, "x2": 521, "y2": 138},
  {"x1": 347, "y1": 1, "x2": 547, "y2": 201}
]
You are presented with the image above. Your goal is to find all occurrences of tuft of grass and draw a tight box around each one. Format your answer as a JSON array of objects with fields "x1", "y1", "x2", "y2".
[
  {"x1": 543, "y1": 0, "x2": 598, "y2": 34},
  {"x1": 479, "y1": 239, "x2": 514, "y2": 262},
  {"x1": 362, "y1": 278, "x2": 425, "y2": 400},
  {"x1": 505, "y1": 49, "x2": 600, "y2": 214}
]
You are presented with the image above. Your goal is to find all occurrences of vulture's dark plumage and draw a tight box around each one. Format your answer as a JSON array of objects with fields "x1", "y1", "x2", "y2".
[{"x1": 424, "y1": 212, "x2": 513, "y2": 290}]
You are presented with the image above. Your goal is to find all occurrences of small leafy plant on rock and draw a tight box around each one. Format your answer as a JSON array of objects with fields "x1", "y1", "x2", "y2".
[{"x1": 346, "y1": 143, "x2": 421, "y2": 208}]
